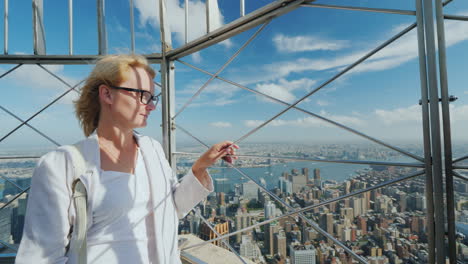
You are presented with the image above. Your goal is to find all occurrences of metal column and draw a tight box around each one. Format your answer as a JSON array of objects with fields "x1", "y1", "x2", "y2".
[
  {"x1": 159, "y1": 0, "x2": 176, "y2": 168},
  {"x1": 435, "y1": 0, "x2": 456, "y2": 262},
  {"x1": 32, "y1": 0, "x2": 46, "y2": 55},
  {"x1": 415, "y1": 0, "x2": 435, "y2": 261},
  {"x1": 420, "y1": 0, "x2": 446, "y2": 262},
  {"x1": 97, "y1": 0, "x2": 107, "y2": 55}
]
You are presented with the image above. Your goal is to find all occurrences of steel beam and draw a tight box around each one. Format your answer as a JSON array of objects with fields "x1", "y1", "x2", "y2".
[
  {"x1": 421, "y1": 0, "x2": 446, "y2": 262},
  {"x1": 33, "y1": 0, "x2": 46, "y2": 55},
  {"x1": 435, "y1": 0, "x2": 456, "y2": 262},
  {"x1": 415, "y1": 0, "x2": 435, "y2": 261},
  {"x1": 97, "y1": 0, "x2": 107, "y2": 55},
  {"x1": 167, "y1": 0, "x2": 305, "y2": 60},
  {"x1": 4, "y1": 0, "x2": 8, "y2": 54},
  {"x1": 444, "y1": 14, "x2": 468, "y2": 21},
  {"x1": 301, "y1": 3, "x2": 416, "y2": 16},
  {"x1": 0, "y1": 54, "x2": 161, "y2": 64},
  {"x1": 69, "y1": 0, "x2": 73, "y2": 55},
  {"x1": 129, "y1": 0, "x2": 135, "y2": 53},
  {"x1": 453, "y1": 171, "x2": 468, "y2": 181},
  {"x1": 159, "y1": 0, "x2": 176, "y2": 167}
]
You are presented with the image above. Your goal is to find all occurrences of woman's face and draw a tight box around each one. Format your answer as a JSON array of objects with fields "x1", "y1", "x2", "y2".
[{"x1": 108, "y1": 66, "x2": 156, "y2": 129}]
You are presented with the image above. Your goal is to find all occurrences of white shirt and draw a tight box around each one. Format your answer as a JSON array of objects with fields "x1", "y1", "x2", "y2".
[
  {"x1": 87, "y1": 148, "x2": 157, "y2": 263},
  {"x1": 16, "y1": 132, "x2": 213, "y2": 264}
]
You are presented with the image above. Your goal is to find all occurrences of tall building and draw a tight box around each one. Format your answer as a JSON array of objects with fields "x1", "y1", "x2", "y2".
[
  {"x1": 302, "y1": 168, "x2": 309, "y2": 183},
  {"x1": 290, "y1": 244, "x2": 316, "y2": 264},
  {"x1": 242, "y1": 181, "x2": 259, "y2": 200},
  {"x1": 265, "y1": 222, "x2": 279, "y2": 255},
  {"x1": 274, "y1": 231, "x2": 287, "y2": 257},
  {"x1": 278, "y1": 178, "x2": 292, "y2": 195},
  {"x1": 240, "y1": 235, "x2": 262, "y2": 260},
  {"x1": 292, "y1": 173, "x2": 307, "y2": 193},
  {"x1": 314, "y1": 168, "x2": 321, "y2": 187},
  {"x1": 265, "y1": 201, "x2": 276, "y2": 220},
  {"x1": 235, "y1": 208, "x2": 252, "y2": 243},
  {"x1": 199, "y1": 217, "x2": 230, "y2": 248}
]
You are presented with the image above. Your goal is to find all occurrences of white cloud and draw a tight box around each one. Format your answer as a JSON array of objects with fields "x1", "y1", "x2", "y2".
[
  {"x1": 255, "y1": 78, "x2": 317, "y2": 103},
  {"x1": 191, "y1": 52, "x2": 202, "y2": 63},
  {"x1": 450, "y1": 104, "x2": 468, "y2": 121},
  {"x1": 273, "y1": 34, "x2": 349, "y2": 53},
  {"x1": 234, "y1": 11, "x2": 468, "y2": 85},
  {"x1": 464, "y1": 91, "x2": 468, "y2": 95},
  {"x1": 316, "y1": 100, "x2": 329, "y2": 106},
  {"x1": 134, "y1": 0, "x2": 231, "y2": 47},
  {"x1": 3, "y1": 65, "x2": 81, "y2": 105},
  {"x1": 244, "y1": 111, "x2": 365, "y2": 128},
  {"x1": 210, "y1": 121, "x2": 232, "y2": 128},
  {"x1": 375, "y1": 105, "x2": 421, "y2": 125}
]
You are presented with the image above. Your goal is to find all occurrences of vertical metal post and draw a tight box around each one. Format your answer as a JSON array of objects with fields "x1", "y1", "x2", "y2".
[
  {"x1": 32, "y1": 0, "x2": 46, "y2": 55},
  {"x1": 97, "y1": 0, "x2": 107, "y2": 55},
  {"x1": 69, "y1": 0, "x2": 73, "y2": 55},
  {"x1": 421, "y1": 0, "x2": 446, "y2": 262},
  {"x1": 185, "y1": 0, "x2": 189, "y2": 44},
  {"x1": 240, "y1": 0, "x2": 245, "y2": 17},
  {"x1": 435, "y1": 0, "x2": 456, "y2": 262},
  {"x1": 415, "y1": 0, "x2": 435, "y2": 262},
  {"x1": 4, "y1": 0, "x2": 8, "y2": 54},
  {"x1": 159, "y1": 0, "x2": 176, "y2": 168},
  {"x1": 206, "y1": 0, "x2": 211, "y2": 33},
  {"x1": 129, "y1": 0, "x2": 135, "y2": 53}
]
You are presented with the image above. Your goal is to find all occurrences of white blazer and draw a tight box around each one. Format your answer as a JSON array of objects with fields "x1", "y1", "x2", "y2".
[{"x1": 15, "y1": 132, "x2": 213, "y2": 264}]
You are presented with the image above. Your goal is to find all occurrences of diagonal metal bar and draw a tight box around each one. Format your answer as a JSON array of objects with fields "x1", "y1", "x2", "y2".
[
  {"x1": 37, "y1": 64, "x2": 80, "y2": 93},
  {"x1": 194, "y1": 210, "x2": 247, "y2": 264},
  {"x1": 0, "y1": 79, "x2": 84, "y2": 144},
  {"x1": 175, "y1": 124, "x2": 368, "y2": 263},
  {"x1": 176, "y1": 125, "x2": 210, "y2": 148},
  {"x1": 453, "y1": 154, "x2": 468, "y2": 164},
  {"x1": 0, "y1": 239, "x2": 18, "y2": 252},
  {"x1": 0, "y1": 156, "x2": 40, "y2": 160},
  {"x1": 0, "y1": 105, "x2": 61, "y2": 146},
  {"x1": 0, "y1": 64, "x2": 22, "y2": 79},
  {"x1": 182, "y1": 168, "x2": 424, "y2": 252},
  {"x1": 0, "y1": 187, "x2": 30, "y2": 211},
  {"x1": 301, "y1": 3, "x2": 416, "y2": 16},
  {"x1": 173, "y1": 21, "x2": 271, "y2": 119},
  {"x1": 453, "y1": 170, "x2": 468, "y2": 181},
  {"x1": 230, "y1": 23, "x2": 426, "y2": 164},
  {"x1": 175, "y1": 152, "x2": 425, "y2": 168},
  {"x1": 176, "y1": 59, "x2": 425, "y2": 163},
  {"x1": 444, "y1": 14, "x2": 468, "y2": 21},
  {"x1": 0, "y1": 173, "x2": 25, "y2": 192}
]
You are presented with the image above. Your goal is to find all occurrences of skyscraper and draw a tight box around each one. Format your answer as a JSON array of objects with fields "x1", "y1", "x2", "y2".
[
  {"x1": 314, "y1": 168, "x2": 321, "y2": 188},
  {"x1": 290, "y1": 244, "x2": 316, "y2": 264}
]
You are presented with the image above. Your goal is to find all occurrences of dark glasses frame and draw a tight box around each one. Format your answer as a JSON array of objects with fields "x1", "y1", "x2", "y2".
[{"x1": 110, "y1": 86, "x2": 161, "y2": 106}]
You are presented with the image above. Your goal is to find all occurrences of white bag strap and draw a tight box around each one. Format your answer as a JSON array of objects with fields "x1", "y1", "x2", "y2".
[{"x1": 67, "y1": 144, "x2": 88, "y2": 264}]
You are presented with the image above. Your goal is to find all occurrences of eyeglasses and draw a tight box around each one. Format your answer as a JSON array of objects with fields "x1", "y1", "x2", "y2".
[{"x1": 110, "y1": 86, "x2": 161, "y2": 106}]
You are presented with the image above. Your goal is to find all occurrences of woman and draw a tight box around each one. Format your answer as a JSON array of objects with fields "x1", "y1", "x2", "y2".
[{"x1": 16, "y1": 54, "x2": 238, "y2": 263}]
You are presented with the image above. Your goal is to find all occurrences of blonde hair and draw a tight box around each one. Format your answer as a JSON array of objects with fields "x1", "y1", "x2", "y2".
[{"x1": 74, "y1": 54, "x2": 156, "y2": 136}]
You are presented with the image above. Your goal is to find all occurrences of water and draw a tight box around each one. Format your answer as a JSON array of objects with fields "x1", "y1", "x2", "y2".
[{"x1": 212, "y1": 161, "x2": 369, "y2": 190}]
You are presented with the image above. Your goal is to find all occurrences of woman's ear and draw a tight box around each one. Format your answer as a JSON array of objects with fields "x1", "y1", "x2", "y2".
[{"x1": 98, "y1": 84, "x2": 113, "y2": 105}]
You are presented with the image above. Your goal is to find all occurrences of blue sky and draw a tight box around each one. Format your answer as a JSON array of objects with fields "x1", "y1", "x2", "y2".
[{"x1": 0, "y1": 0, "x2": 467, "y2": 153}]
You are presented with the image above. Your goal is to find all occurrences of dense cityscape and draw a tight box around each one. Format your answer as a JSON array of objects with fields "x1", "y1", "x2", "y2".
[{"x1": 0, "y1": 143, "x2": 467, "y2": 263}]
